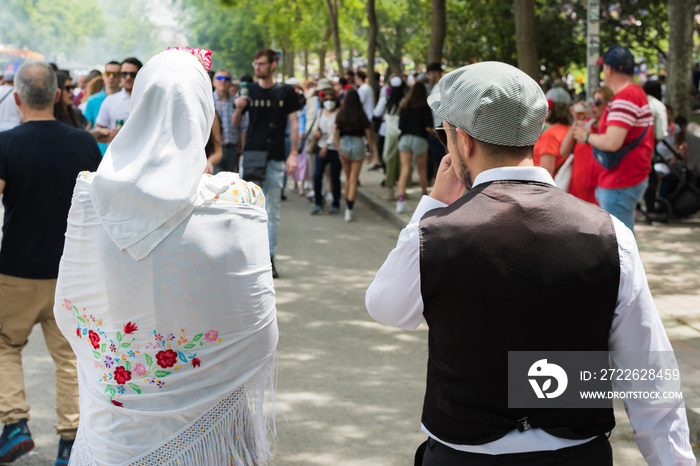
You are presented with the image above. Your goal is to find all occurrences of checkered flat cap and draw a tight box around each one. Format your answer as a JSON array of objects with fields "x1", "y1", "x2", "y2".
[{"x1": 428, "y1": 62, "x2": 547, "y2": 147}]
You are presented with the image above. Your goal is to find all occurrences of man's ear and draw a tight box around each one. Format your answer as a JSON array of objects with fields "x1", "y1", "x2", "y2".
[
  {"x1": 458, "y1": 128, "x2": 475, "y2": 160},
  {"x1": 13, "y1": 92, "x2": 20, "y2": 107},
  {"x1": 54, "y1": 89, "x2": 61, "y2": 104}
]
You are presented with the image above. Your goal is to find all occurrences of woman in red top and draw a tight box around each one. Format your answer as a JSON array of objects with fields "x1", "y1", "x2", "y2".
[
  {"x1": 560, "y1": 86, "x2": 614, "y2": 204},
  {"x1": 533, "y1": 88, "x2": 572, "y2": 177}
]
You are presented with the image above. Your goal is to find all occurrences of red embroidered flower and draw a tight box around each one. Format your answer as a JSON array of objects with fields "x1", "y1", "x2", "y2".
[
  {"x1": 88, "y1": 330, "x2": 100, "y2": 349},
  {"x1": 114, "y1": 366, "x2": 132, "y2": 385},
  {"x1": 191, "y1": 358, "x2": 201, "y2": 368},
  {"x1": 76, "y1": 328, "x2": 81, "y2": 338},
  {"x1": 156, "y1": 349, "x2": 178, "y2": 368},
  {"x1": 110, "y1": 400, "x2": 123, "y2": 407},
  {"x1": 123, "y1": 321, "x2": 138, "y2": 334}
]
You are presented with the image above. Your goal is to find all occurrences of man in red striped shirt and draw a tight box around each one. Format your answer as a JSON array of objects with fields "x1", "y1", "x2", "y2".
[{"x1": 573, "y1": 45, "x2": 654, "y2": 232}]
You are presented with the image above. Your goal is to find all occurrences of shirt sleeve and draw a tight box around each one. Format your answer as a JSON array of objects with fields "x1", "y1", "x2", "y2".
[
  {"x1": 95, "y1": 98, "x2": 109, "y2": 128},
  {"x1": 365, "y1": 195, "x2": 447, "y2": 330},
  {"x1": 607, "y1": 216, "x2": 696, "y2": 466}
]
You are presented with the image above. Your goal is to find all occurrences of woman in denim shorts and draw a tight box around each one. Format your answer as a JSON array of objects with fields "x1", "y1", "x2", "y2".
[
  {"x1": 395, "y1": 83, "x2": 434, "y2": 214},
  {"x1": 333, "y1": 89, "x2": 377, "y2": 221}
]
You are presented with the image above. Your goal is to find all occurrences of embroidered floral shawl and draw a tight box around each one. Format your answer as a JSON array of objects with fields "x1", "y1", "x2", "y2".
[{"x1": 53, "y1": 49, "x2": 278, "y2": 466}]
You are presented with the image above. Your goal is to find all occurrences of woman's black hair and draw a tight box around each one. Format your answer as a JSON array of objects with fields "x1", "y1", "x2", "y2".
[
  {"x1": 386, "y1": 80, "x2": 407, "y2": 115},
  {"x1": 400, "y1": 82, "x2": 428, "y2": 110},
  {"x1": 54, "y1": 71, "x2": 80, "y2": 128},
  {"x1": 335, "y1": 88, "x2": 370, "y2": 132}
]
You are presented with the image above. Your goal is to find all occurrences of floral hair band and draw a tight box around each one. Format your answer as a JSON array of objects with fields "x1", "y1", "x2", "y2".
[{"x1": 167, "y1": 46, "x2": 213, "y2": 72}]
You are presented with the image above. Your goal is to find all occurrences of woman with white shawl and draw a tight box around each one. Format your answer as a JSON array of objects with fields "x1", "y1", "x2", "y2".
[{"x1": 53, "y1": 48, "x2": 278, "y2": 465}]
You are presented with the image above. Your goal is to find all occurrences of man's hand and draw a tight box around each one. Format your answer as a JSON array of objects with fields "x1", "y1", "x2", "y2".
[
  {"x1": 319, "y1": 146, "x2": 327, "y2": 159},
  {"x1": 430, "y1": 153, "x2": 465, "y2": 205},
  {"x1": 572, "y1": 125, "x2": 590, "y2": 144},
  {"x1": 286, "y1": 152, "x2": 298, "y2": 176},
  {"x1": 234, "y1": 97, "x2": 248, "y2": 110}
]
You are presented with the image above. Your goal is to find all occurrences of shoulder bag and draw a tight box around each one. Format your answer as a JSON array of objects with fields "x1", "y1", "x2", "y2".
[{"x1": 242, "y1": 84, "x2": 284, "y2": 183}]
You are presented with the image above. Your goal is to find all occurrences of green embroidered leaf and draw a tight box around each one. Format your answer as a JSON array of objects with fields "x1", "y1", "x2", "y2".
[
  {"x1": 109, "y1": 386, "x2": 116, "y2": 396},
  {"x1": 77, "y1": 316, "x2": 86, "y2": 323},
  {"x1": 104, "y1": 385, "x2": 112, "y2": 393},
  {"x1": 183, "y1": 344, "x2": 196, "y2": 349},
  {"x1": 155, "y1": 371, "x2": 170, "y2": 377},
  {"x1": 125, "y1": 361, "x2": 131, "y2": 371},
  {"x1": 192, "y1": 334, "x2": 203, "y2": 341},
  {"x1": 93, "y1": 350, "x2": 100, "y2": 359},
  {"x1": 116, "y1": 332, "x2": 123, "y2": 342},
  {"x1": 128, "y1": 383, "x2": 141, "y2": 394},
  {"x1": 145, "y1": 354, "x2": 153, "y2": 366},
  {"x1": 199, "y1": 342, "x2": 204, "y2": 347},
  {"x1": 120, "y1": 342, "x2": 131, "y2": 348},
  {"x1": 101, "y1": 344, "x2": 106, "y2": 353}
]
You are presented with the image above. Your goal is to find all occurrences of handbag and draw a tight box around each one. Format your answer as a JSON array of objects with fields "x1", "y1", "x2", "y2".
[
  {"x1": 242, "y1": 84, "x2": 284, "y2": 183},
  {"x1": 305, "y1": 111, "x2": 324, "y2": 155},
  {"x1": 554, "y1": 154, "x2": 573, "y2": 192},
  {"x1": 592, "y1": 126, "x2": 650, "y2": 170}
]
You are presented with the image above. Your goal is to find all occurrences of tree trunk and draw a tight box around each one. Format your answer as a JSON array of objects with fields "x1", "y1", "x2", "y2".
[
  {"x1": 377, "y1": 26, "x2": 404, "y2": 77},
  {"x1": 366, "y1": 0, "x2": 378, "y2": 89},
  {"x1": 318, "y1": 28, "x2": 331, "y2": 78},
  {"x1": 304, "y1": 49, "x2": 309, "y2": 81},
  {"x1": 326, "y1": 0, "x2": 344, "y2": 76},
  {"x1": 513, "y1": 0, "x2": 539, "y2": 80},
  {"x1": 428, "y1": 0, "x2": 445, "y2": 65},
  {"x1": 667, "y1": 0, "x2": 694, "y2": 120}
]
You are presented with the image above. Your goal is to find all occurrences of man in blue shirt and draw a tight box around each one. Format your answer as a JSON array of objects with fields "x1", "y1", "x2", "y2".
[{"x1": 86, "y1": 61, "x2": 121, "y2": 155}]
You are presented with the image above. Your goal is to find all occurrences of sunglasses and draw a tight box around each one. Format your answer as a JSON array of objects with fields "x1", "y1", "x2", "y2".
[
  {"x1": 104, "y1": 71, "x2": 119, "y2": 78},
  {"x1": 434, "y1": 125, "x2": 458, "y2": 148},
  {"x1": 120, "y1": 71, "x2": 137, "y2": 79},
  {"x1": 591, "y1": 98, "x2": 604, "y2": 107},
  {"x1": 64, "y1": 85, "x2": 75, "y2": 92},
  {"x1": 215, "y1": 76, "x2": 232, "y2": 81}
]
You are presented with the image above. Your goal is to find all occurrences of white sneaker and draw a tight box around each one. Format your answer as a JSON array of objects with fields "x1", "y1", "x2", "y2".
[
  {"x1": 345, "y1": 208, "x2": 353, "y2": 222},
  {"x1": 396, "y1": 200, "x2": 409, "y2": 214}
]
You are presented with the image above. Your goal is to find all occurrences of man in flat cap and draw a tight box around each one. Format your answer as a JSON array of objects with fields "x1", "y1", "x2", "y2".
[
  {"x1": 366, "y1": 62, "x2": 693, "y2": 465},
  {"x1": 573, "y1": 45, "x2": 654, "y2": 232}
]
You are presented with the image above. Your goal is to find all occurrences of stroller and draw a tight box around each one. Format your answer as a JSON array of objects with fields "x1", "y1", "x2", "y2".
[{"x1": 642, "y1": 122, "x2": 700, "y2": 223}]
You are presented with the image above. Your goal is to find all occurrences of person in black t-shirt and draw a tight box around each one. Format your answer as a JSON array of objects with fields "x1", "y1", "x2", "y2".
[
  {"x1": 233, "y1": 49, "x2": 301, "y2": 278},
  {"x1": 396, "y1": 82, "x2": 434, "y2": 214},
  {"x1": 0, "y1": 60, "x2": 101, "y2": 465}
]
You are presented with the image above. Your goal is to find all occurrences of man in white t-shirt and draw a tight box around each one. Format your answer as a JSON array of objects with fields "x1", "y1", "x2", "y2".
[
  {"x1": 0, "y1": 72, "x2": 21, "y2": 132},
  {"x1": 94, "y1": 57, "x2": 142, "y2": 144}
]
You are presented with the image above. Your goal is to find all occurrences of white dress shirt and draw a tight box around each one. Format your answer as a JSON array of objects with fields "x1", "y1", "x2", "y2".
[{"x1": 366, "y1": 166, "x2": 695, "y2": 465}]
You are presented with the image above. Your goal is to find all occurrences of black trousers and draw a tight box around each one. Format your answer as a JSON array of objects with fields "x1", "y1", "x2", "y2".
[{"x1": 416, "y1": 435, "x2": 612, "y2": 466}]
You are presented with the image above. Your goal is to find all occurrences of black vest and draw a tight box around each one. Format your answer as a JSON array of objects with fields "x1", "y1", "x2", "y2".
[{"x1": 419, "y1": 180, "x2": 619, "y2": 445}]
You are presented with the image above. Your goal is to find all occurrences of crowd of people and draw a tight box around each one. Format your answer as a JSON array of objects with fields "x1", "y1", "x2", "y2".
[{"x1": 0, "y1": 42, "x2": 697, "y2": 465}]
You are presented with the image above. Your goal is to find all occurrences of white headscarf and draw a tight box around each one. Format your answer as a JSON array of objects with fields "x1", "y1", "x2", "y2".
[
  {"x1": 55, "y1": 49, "x2": 278, "y2": 465},
  {"x1": 91, "y1": 49, "x2": 215, "y2": 260}
]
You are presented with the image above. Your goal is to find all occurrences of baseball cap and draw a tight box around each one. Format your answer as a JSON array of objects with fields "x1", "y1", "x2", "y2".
[
  {"x1": 427, "y1": 61, "x2": 547, "y2": 147},
  {"x1": 596, "y1": 45, "x2": 635, "y2": 75},
  {"x1": 545, "y1": 87, "x2": 571, "y2": 106}
]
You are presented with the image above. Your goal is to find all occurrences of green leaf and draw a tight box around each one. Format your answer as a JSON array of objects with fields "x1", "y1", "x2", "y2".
[
  {"x1": 128, "y1": 383, "x2": 141, "y2": 394},
  {"x1": 117, "y1": 332, "x2": 123, "y2": 342},
  {"x1": 109, "y1": 386, "x2": 116, "y2": 396},
  {"x1": 145, "y1": 354, "x2": 153, "y2": 366},
  {"x1": 101, "y1": 343, "x2": 106, "y2": 353},
  {"x1": 192, "y1": 334, "x2": 203, "y2": 341},
  {"x1": 184, "y1": 343, "x2": 196, "y2": 349},
  {"x1": 77, "y1": 316, "x2": 86, "y2": 323},
  {"x1": 125, "y1": 361, "x2": 131, "y2": 371},
  {"x1": 155, "y1": 370, "x2": 170, "y2": 377},
  {"x1": 104, "y1": 385, "x2": 112, "y2": 393},
  {"x1": 120, "y1": 342, "x2": 131, "y2": 348},
  {"x1": 93, "y1": 350, "x2": 100, "y2": 359}
]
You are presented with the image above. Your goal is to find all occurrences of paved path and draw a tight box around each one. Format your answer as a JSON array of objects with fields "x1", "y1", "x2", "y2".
[{"x1": 5, "y1": 170, "x2": 700, "y2": 463}]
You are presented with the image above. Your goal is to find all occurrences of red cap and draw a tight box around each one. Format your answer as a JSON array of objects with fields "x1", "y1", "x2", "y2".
[{"x1": 596, "y1": 57, "x2": 604, "y2": 66}]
